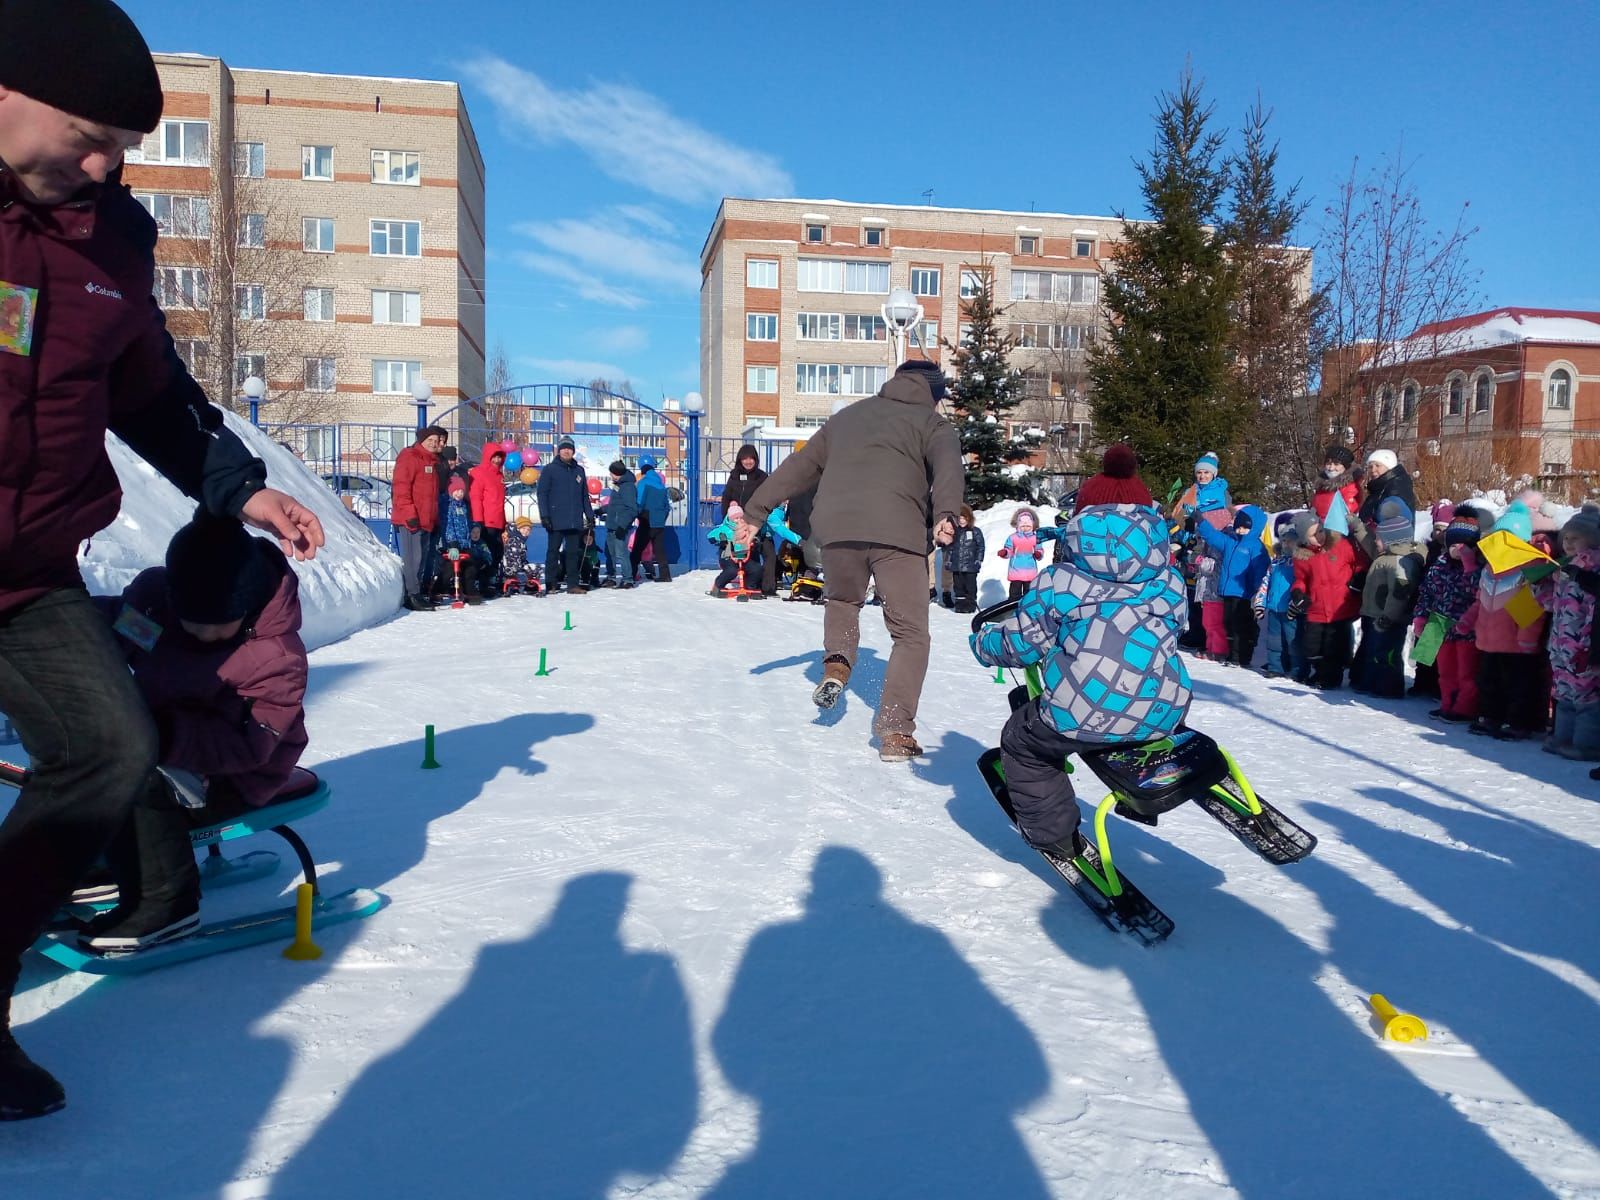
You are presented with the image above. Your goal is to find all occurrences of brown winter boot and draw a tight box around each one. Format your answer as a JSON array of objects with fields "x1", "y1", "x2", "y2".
[
  {"x1": 877, "y1": 732, "x2": 924, "y2": 762},
  {"x1": 812, "y1": 654, "x2": 852, "y2": 709}
]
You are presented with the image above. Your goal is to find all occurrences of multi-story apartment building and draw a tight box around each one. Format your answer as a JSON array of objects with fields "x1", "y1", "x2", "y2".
[
  {"x1": 124, "y1": 53, "x2": 486, "y2": 460},
  {"x1": 699, "y1": 198, "x2": 1123, "y2": 454},
  {"x1": 1348, "y1": 307, "x2": 1600, "y2": 502}
]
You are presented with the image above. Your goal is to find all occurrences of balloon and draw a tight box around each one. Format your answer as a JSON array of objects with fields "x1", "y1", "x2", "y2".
[
  {"x1": 525, "y1": 450, "x2": 540, "y2": 466},
  {"x1": 586, "y1": 476, "x2": 602, "y2": 496},
  {"x1": 529, "y1": 468, "x2": 540, "y2": 483},
  {"x1": 505, "y1": 451, "x2": 523, "y2": 473},
  {"x1": 519, "y1": 467, "x2": 537, "y2": 485},
  {"x1": 500, "y1": 438, "x2": 516, "y2": 453}
]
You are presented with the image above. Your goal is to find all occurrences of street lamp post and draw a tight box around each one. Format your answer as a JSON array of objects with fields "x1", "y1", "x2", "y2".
[
  {"x1": 682, "y1": 390, "x2": 705, "y2": 571},
  {"x1": 242, "y1": 374, "x2": 266, "y2": 426},
  {"x1": 881, "y1": 286, "x2": 925, "y2": 366},
  {"x1": 411, "y1": 377, "x2": 433, "y2": 433}
]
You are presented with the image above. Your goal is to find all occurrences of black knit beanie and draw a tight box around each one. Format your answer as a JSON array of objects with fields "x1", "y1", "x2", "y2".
[
  {"x1": 1322, "y1": 445, "x2": 1354, "y2": 469},
  {"x1": 0, "y1": 1, "x2": 164, "y2": 134},
  {"x1": 166, "y1": 510, "x2": 281, "y2": 624},
  {"x1": 895, "y1": 359, "x2": 947, "y2": 402}
]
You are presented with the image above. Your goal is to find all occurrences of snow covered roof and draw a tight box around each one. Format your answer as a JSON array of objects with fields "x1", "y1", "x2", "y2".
[{"x1": 1369, "y1": 307, "x2": 1600, "y2": 368}]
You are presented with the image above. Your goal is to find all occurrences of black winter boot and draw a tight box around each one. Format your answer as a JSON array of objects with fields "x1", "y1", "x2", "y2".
[{"x1": 1, "y1": 971, "x2": 65, "y2": 1120}]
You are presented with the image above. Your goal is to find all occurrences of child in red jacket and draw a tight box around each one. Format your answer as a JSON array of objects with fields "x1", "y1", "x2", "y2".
[
  {"x1": 1290, "y1": 510, "x2": 1363, "y2": 689},
  {"x1": 80, "y1": 511, "x2": 309, "y2": 953}
]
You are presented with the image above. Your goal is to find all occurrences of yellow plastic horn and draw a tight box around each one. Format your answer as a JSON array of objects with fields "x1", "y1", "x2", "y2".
[
  {"x1": 282, "y1": 883, "x2": 323, "y2": 961},
  {"x1": 1369, "y1": 993, "x2": 1427, "y2": 1042}
]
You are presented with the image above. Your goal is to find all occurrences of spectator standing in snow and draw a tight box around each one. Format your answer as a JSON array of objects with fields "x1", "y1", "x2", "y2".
[
  {"x1": 468, "y1": 443, "x2": 508, "y2": 594},
  {"x1": 1460, "y1": 502, "x2": 1549, "y2": 739},
  {"x1": 1344, "y1": 498, "x2": 1427, "y2": 698},
  {"x1": 1312, "y1": 446, "x2": 1360, "y2": 523},
  {"x1": 1290, "y1": 501, "x2": 1363, "y2": 689},
  {"x1": 998, "y1": 508, "x2": 1044, "y2": 601},
  {"x1": 536, "y1": 438, "x2": 594, "y2": 594},
  {"x1": 392, "y1": 426, "x2": 447, "y2": 611},
  {"x1": 720, "y1": 444, "x2": 767, "y2": 515},
  {"x1": 601, "y1": 461, "x2": 639, "y2": 587},
  {"x1": 1534, "y1": 504, "x2": 1600, "y2": 759},
  {"x1": 0, "y1": 0, "x2": 324, "y2": 1120},
  {"x1": 1195, "y1": 504, "x2": 1271, "y2": 666},
  {"x1": 737, "y1": 359, "x2": 963, "y2": 761},
  {"x1": 1357, "y1": 449, "x2": 1417, "y2": 529},
  {"x1": 946, "y1": 506, "x2": 985, "y2": 613},
  {"x1": 1414, "y1": 508, "x2": 1484, "y2": 722},
  {"x1": 631, "y1": 456, "x2": 673, "y2": 583},
  {"x1": 1253, "y1": 524, "x2": 1304, "y2": 678},
  {"x1": 1072, "y1": 443, "x2": 1153, "y2": 513}
]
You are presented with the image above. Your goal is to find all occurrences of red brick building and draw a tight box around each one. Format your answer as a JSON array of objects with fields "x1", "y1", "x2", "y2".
[{"x1": 1353, "y1": 308, "x2": 1600, "y2": 501}]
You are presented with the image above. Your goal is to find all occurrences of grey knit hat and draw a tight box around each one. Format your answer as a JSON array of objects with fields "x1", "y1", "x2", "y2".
[{"x1": 1563, "y1": 503, "x2": 1600, "y2": 547}]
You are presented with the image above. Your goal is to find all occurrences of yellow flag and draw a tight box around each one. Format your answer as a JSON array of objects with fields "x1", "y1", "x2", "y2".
[
  {"x1": 1478, "y1": 529, "x2": 1552, "y2": 576},
  {"x1": 1505, "y1": 584, "x2": 1545, "y2": 629}
]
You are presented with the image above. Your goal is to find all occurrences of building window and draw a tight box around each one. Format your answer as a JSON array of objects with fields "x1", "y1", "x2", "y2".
[
  {"x1": 234, "y1": 353, "x2": 265, "y2": 388},
  {"x1": 370, "y1": 427, "x2": 413, "y2": 461},
  {"x1": 1401, "y1": 383, "x2": 1418, "y2": 421},
  {"x1": 910, "y1": 268, "x2": 940, "y2": 297},
  {"x1": 303, "y1": 217, "x2": 334, "y2": 253},
  {"x1": 131, "y1": 119, "x2": 208, "y2": 165},
  {"x1": 1010, "y1": 270, "x2": 1096, "y2": 304},
  {"x1": 301, "y1": 145, "x2": 333, "y2": 181},
  {"x1": 237, "y1": 213, "x2": 265, "y2": 248},
  {"x1": 844, "y1": 314, "x2": 886, "y2": 342},
  {"x1": 798, "y1": 259, "x2": 842, "y2": 292},
  {"x1": 793, "y1": 415, "x2": 828, "y2": 428},
  {"x1": 304, "y1": 357, "x2": 336, "y2": 392},
  {"x1": 1473, "y1": 372, "x2": 1492, "y2": 414},
  {"x1": 845, "y1": 261, "x2": 888, "y2": 293},
  {"x1": 1543, "y1": 460, "x2": 1570, "y2": 476},
  {"x1": 369, "y1": 219, "x2": 421, "y2": 257},
  {"x1": 372, "y1": 289, "x2": 420, "y2": 325},
  {"x1": 1446, "y1": 375, "x2": 1464, "y2": 416},
  {"x1": 805, "y1": 223, "x2": 826, "y2": 243},
  {"x1": 371, "y1": 149, "x2": 421, "y2": 185},
  {"x1": 235, "y1": 283, "x2": 265, "y2": 321},
  {"x1": 960, "y1": 270, "x2": 985, "y2": 299},
  {"x1": 862, "y1": 226, "x2": 884, "y2": 247},
  {"x1": 234, "y1": 141, "x2": 264, "y2": 178},
  {"x1": 958, "y1": 322, "x2": 974, "y2": 344},
  {"x1": 173, "y1": 339, "x2": 207, "y2": 377},
  {"x1": 746, "y1": 258, "x2": 778, "y2": 288},
  {"x1": 154, "y1": 267, "x2": 208, "y2": 309},
  {"x1": 1018, "y1": 235, "x2": 1038, "y2": 255},
  {"x1": 842, "y1": 364, "x2": 887, "y2": 395},
  {"x1": 797, "y1": 312, "x2": 841, "y2": 341},
  {"x1": 746, "y1": 313, "x2": 778, "y2": 341},
  {"x1": 134, "y1": 193, "x2": 210, "y2": 238},
  {"x1": 746, "y1": 366, "x2": 777, "y2": 393},
  {"x1": 373, "y1": 359, "x2": 424, "y2": 394},
  {"x1": 797, "y1": 259, "x2": 889, "y2": 294},
  {"x1": 916, "y1": 320, "x2": 939, "y2": 349},
  {"x1": 796, "y1": 363, "x2": 841, "y2": 395},
  {"x1": 304, "y1": 287, "x2": 335, "y2": 322},
  {"x1": 1378, "y1": 385, "x2": 1395, "y2": 426},
  {"x1": 1548, "y1": 368, "x2": 1573, "y2": 410},
  {"x1": 1075, "y1": 238, "x2": 1094, "y2": 257}
]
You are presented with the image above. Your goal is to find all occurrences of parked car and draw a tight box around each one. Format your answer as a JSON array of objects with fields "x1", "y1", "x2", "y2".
[{"x1": 321, "y1": 473, "x2": 393, "y2": 520}]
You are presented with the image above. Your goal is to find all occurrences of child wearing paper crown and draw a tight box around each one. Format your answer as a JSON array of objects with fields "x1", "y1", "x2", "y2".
[
  {"x1": 1533, "y1": 504, "x2": 1600, "y2": 759},
  {"x1": 1458, "y1": 501, "x2": 1549, "y2": 739},
  {"x1": 1290, "y1": 493, "x2": 1362, "y2": 689},
  {"x1": 1413, "y1": 507, "x2": 1484, "y2": 722}
]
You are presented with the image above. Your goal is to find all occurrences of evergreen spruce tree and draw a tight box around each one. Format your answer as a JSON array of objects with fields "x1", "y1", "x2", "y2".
[
  {"x1": 944, "y1": 265, "x2": 1040, "y2": 507},
  {"x1": 1088, "y1": 68, "x2": 1246, "y2": 498}
]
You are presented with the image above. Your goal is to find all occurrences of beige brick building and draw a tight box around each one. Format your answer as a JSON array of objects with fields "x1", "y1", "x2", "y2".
[
  {"x1": 699, "y1": 198, "x2": 1123, "y2": 454},
  {"x1": 124, "y1": 53, "x2": 486, "y2": 455}
]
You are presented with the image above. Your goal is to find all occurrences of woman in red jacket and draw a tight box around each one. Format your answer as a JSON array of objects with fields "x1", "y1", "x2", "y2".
[
  {"x1": 390, "y1": 426, "x2": 446, "y2": 610},
  {"x1": 469, "y1": 442, "x2": 508, "y2": 591},
  {"x1": 1291, "y1": 514, "x2": 1363, "y2": 689}
]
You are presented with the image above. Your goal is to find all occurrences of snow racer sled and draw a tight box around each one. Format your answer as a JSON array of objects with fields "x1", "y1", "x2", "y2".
[
  {"x1": 3, "y1": 760, "x2": 383, "y2": 974},
  {"x1": 970, "y1": 600, "x2": 1315, "y2": 945}
]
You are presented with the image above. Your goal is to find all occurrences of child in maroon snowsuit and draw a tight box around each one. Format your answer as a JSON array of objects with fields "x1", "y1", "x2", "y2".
[{"x1": 80, "y1": 511, "x2": 309, "y2": 952}]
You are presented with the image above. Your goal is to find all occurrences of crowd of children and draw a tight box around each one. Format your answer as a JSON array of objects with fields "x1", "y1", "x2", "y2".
[{"x1": 1163, "y1": 446, "x2": 1600, "y2": 775}]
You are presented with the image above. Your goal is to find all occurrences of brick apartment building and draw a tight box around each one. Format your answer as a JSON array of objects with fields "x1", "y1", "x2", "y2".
[
  {"x1": 699, "y1": 198, "x2": 1130, "y2": 456},
  {"x1": 1347, "y1": 308, "x2": 1600, "y2": 501},
  {"x1": 125, "y1": 53, "x2": 486, "y2": 461}
]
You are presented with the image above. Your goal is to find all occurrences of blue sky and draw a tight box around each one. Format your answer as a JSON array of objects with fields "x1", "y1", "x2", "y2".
[{"x1": 125, "y1": 0, "x2": 1600, "y2": 405}]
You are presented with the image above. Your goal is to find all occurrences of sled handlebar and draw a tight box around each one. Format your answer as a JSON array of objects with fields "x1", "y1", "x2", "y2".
[{"x1": 969, "y1": 599, "x2": 1019, "y2": 636}]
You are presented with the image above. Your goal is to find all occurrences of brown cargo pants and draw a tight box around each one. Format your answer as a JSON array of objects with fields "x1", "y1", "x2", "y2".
[{"x1": 821, "y1": 542, "x2": 931, "y2": 738}]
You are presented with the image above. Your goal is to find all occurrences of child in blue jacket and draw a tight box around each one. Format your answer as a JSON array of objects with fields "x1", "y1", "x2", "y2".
[
  {"x1": 1252, "y1": 523, "x2": 1303, "y2": 677},
  {"x1": 1195, "y1": 504, "x2": 1270, "y2": 666},
  {"x1": 437, "y1": 477, "x2": 491, "y2": 602},
  {"x1": 759, "y1": 503, "x2": 804, "y2": 595}
]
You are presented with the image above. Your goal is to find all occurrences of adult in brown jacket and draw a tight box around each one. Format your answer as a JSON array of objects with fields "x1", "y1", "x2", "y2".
[{"x1": 739, "y1": 361, "x2": 963, "y2": 761}]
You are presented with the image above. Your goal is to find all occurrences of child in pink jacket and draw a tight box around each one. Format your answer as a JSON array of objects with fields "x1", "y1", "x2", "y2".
[
  {"x1": 1534, "y1": 504, "x2": 1600, "y2": 759},
  {"x1": 998, "y1": 507, "x2": 1042, "y2": 601},
  {"x1": 1459, "y1": 502, "x2": 1548, "y2": 740}
]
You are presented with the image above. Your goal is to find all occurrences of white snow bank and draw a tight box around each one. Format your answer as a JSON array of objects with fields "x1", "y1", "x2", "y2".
[{"x1": 78, "y1": 412, "x2": 402, "y2": 650}]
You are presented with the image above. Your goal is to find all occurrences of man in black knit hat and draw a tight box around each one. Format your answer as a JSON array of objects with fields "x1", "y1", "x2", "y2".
[{"x1": 0, "y1": 0, "x2": 325, "y2": 1120}]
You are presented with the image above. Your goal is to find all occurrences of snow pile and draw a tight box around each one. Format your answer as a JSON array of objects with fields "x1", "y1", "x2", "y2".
[{"x1": 78, "y1": 412, "x2": 402, "y2": 650}]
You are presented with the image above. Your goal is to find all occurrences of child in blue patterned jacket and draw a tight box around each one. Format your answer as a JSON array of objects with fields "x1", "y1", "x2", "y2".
[{"x1": 970, "y1": 504, "x2": 1192, "y2": 858}]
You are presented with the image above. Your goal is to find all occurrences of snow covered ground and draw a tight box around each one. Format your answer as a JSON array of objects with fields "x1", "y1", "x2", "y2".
[{"x1": 6, "y1": 543, "x2": 1600, "y2": 1198}]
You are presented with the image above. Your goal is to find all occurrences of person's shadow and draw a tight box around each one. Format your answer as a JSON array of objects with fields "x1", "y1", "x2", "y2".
[
  {"x1": 1043, "y1": 832, "x2": 1552, "y2": 1199},
  {"x1": 707, "y1": 846, "x2": 1051, "y2": 1199},
  {"x1": 271, "y1": 871, "x2": 698, "y2": 1198},
  {"x1": 750, "y1": 647, "x2": 887, "y2": 728},
  {"x1": 0, "y1": 712, "x2": 595, "y2": 1200}
]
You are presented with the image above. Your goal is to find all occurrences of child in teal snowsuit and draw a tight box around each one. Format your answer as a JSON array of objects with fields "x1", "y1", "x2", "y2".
[{"x1": 1253, "y1": 526, "x2": 1303, "y2": 677}]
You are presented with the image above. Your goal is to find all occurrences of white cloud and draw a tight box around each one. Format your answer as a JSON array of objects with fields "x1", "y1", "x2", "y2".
[
  {"x1": 512, "y1": 212, "x2": 700, "y2": 291},
  {"x1": 518, "y1": 356, "x2": 632, "y2": 382},
  {"x1": 511, "y1": 251, "x2": 647, "y2": 310},
  {"x1": 463, "y1": 56, "x2": 792, "y2": 204},
  {"x1": 591, "y1": 324, "x2": 649, "y2": 354}
]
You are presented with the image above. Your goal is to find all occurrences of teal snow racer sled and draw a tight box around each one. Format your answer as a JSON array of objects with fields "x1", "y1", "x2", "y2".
[
  {"x1": 971, "y1": 601, "x2": 1316, "y2": 944},
  {"x1": 3, "y1": 761, "x2": 384, "y2": 974}
]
